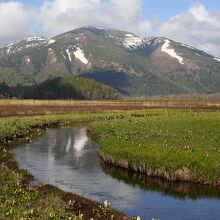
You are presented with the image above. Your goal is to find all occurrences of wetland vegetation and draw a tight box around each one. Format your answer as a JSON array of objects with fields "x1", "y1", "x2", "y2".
[
  {"x1": 90, "y1": 110, "x2": 220, "y2": 185},
  {"x1": 0, "y1": 108, "x2": 220, "y2": 219}
]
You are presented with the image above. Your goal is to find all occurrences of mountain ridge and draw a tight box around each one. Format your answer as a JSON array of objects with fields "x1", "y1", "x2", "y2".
[{"x1": 0, "y1": 26, "x2": 220, "y2": 97}]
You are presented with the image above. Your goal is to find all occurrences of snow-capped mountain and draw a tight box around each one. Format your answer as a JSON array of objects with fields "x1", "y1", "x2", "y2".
[
  {"x1": 0, "y1": 36, "x2": 48, "y2": 56},
  {"x1": 0, "y1": 26, "x2": 220, "y2": 96}
]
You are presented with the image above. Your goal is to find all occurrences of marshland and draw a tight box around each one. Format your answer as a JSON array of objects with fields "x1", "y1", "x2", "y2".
[{"x1": 1, "y1": 101, "x2": 220, "y2": 219}]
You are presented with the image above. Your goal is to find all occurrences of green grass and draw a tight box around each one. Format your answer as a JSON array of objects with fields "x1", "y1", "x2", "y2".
[
  {"x1": 0, "y1": 165, "x2": 73, "y2": 219},
  {"x1": 1, "y1": 109, "x2": 220, "y2": 183},
  {"x1": 1, "y1": 109, "x2": 220, "y2": 219},
  {"x1": 0, "y1": 111, "x2": 135, "y2": 220},
  {"x1": 89, "y1": 110, "x2": 220, "y2": 182},
  {"x1": 0, "y1": 111, "x2": 133, "y2": 140}
]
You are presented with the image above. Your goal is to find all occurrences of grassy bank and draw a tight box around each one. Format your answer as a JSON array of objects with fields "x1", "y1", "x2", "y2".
[
  {"x1": 0, "y1": 165, "x2": 73, "y2": 219},
  {"x1": 1, "y1": 109, "x2": 220, "y2": 219},
  {"x1": 0, "y1": 112, "x2": 132, "y2": 220},
  {"x1": 89, "y1": 110, "x2": 220, "y2": 186}
]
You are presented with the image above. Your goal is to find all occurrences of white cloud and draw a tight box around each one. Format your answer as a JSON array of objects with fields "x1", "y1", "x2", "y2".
[
  {"x1": 0, "y1": 1, "x2": 36, "y2": 45},
  {"x1": 158, "y1": 4, "x2": 220, "y2": 57},
  {"x1": 39, "y1": 0, "x2": 152, "y2": 37},
  {"x1": 109, "y1": 0, "x2": 142, "y2": 23},
  {"x1": 0, "y1": 1, "x2": 220, "y2": 57}
]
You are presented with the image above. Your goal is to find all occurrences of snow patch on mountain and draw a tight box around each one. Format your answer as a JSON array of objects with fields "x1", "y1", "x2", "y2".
[
  {"x1": 5, "y1": 43, "x2": 13, "y2": 47},
  {"x1": 95, "y1": 27, "x2": 104, "y2": 30},
  {"x1": 61, "y1": 51, "x2": 66, "y2": 60},
  {"x1": 66, "y1": 49, "x2": 72, "y2": 61},
  {"x1": 7, "y1": 47, "x2": 12, "y2": 53},
  {"x1": 5, "y1": 36, "x2": 45, "y2": 47},
  {"x1": 125, "y1": 34, "x2": 134, "y2": 37},
  {"x1": 152, "y1": 39, "x2": 159, "y2": 46},
  {"x1": 214, "y1": 57, "x2": 220, "y2": 62},
  {"x1": 162, "y1": 40, "x2": 184, "y2": 64},
  {"x1": 25, "y1": 36, "x2": 46, "y2": 42},
  {"x1": 181, "y1": 43, "x2": 194, "y2": 50},
  {"x1": 47, "y1": 39, "x2": 56, "y2": 46},
  {"x1": 123, "y1": 34, "x2": 144, "y2": 49},
  {"x1": 74, "y1": 47, "x2": 89, "y2": 64},
  {"x1": 5, "y1": 40, "x2": 21, "y2": 48},
  {"x1": 1, "y1": 36, "x2": 47, "y2": 55},
  {"x1": 25, "y1": 43, "x2": 41, "y2": 49}
]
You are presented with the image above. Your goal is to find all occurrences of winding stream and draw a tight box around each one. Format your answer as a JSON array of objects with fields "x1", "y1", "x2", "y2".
[{"x1": 12, "y1": 128, "x2": 220, "y2": 220}]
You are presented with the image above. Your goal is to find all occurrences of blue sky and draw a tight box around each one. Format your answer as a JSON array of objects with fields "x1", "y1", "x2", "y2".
[
  {"x1": 9, "y1": 0, "x2": 43, "y2": 6},
  {"x1": 2, "y1": 0, "x2": 220, "y2": 20},
  {"x1": 143, "y1": 0, "x2": 220, "y2": 20},
  {"x1": 0, "y1": 0, "x2": 220, "y2": 56}
]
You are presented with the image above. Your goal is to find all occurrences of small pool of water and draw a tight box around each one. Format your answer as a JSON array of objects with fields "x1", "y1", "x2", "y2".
[{"x1": 12, "y1": 128, "x2": 220, "y2": 220}]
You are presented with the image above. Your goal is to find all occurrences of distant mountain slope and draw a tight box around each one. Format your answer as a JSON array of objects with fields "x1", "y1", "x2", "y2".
[
  {"x1": 0, "y1": 77, "x2": 120, "y2": 100},
  {"x1": 0, "y1": 26, "x2": 220, "y2": 97}
]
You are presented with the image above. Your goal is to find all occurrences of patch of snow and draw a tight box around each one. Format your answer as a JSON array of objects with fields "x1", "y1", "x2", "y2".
[
  {"x1": 156, "y1": 38, "x2": 164, "y2": 44},
  {"x1": 15, "y1": 47, "x2": 22, "y2": 52},
  {"x1": 74, "y1": 47, "x2": 89, "y2": 65},
  {"x1": 161, "y1": 39, "x2": 184, "y2": 65},
  {"x1": 95, "y1": 27, "x2": 104, "y2": 30},
  {"x1": 214, "y1": 57, "x2": 220, "y2": 62},
  {"x1": 66, "y1": 49, "x2": 72, "y2": 61},
  {"x1": 5, "y1": 43, "x2": 13, "y2": 47},
  {"x1": 123, "y1": 34, "x2": 144, "y2": 49},
  {"x1": 26, "y1": 58, "x2": 31, "y2": 63},
  {"x1": 4, "y1": 37, "x2": 43, "y2": 49},
  {"x1": 125, "y1": 34, "x2": 134, "y2": 37},
  {"x1": 5, "y1": 40, "x2": 21, "y2": 47},
  {"x1": 26, "y1": 43, "x2": 40, "y2": 49},
  {"x1": 61, "y1": 51, "x2": 66, "y2": 60},
  {"x1": 25, "y1": 36, "x2": 46, "y2": 42},
  {"x1": 195, "y1": 53, "x2": 201, "y2": 56},
  {"x1": 152, "y1": 38, "x2": 162, "y2": 46},
  {"x1": 47, "y1": 39, "x2": 56, "y2": 45},
  {"x1": 2, "y1": 37, "x2": 46, "y2": 55},
  {"x1": 181, "y1": 43, "x2": 194, "y2": 50},
  {"x1": 7, "y1": 47, "x2": 12, "y2": 53},
  {"x1": 108, "y1": 35, "x2": 114, "y2": 38}
]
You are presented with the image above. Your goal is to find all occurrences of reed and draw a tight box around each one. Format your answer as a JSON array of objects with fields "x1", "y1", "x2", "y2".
[{"x1": 0, "y1": 99, "x2": 219, "y2": 117}]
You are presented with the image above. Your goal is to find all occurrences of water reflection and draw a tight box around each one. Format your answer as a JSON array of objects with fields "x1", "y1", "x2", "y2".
[
  {"x1": 101, "y1": 162, "x2": 220, "y2": 201},
  {"x1": 12, "y1": 128, "x2": 220, "y2": 220},
  {"x1": 42, "y1": 128, "x2": 95, "y2": 169}
]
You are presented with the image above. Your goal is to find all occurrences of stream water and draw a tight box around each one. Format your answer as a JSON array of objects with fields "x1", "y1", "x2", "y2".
[{"x1": 12, "y1": 128, "x2": 220, "y2": 220}]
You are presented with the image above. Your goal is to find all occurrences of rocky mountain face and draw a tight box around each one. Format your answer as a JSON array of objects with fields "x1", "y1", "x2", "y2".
[{"x1": 0, "y1": 27, "x2": 220, "y2": 97}]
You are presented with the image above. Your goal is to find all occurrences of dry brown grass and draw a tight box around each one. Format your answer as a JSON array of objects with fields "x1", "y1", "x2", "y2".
[{"x1": 0, "y1": 99, "x2": 220, "y2": 116}]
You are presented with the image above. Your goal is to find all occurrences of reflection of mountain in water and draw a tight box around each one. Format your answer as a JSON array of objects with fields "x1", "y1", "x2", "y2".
[
  {"x1": 42, "y1": 128, "x2": 97, "y2": 169},
  {"x1": 101, "y1": 162, "x2": 220, "y2": 201}
]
